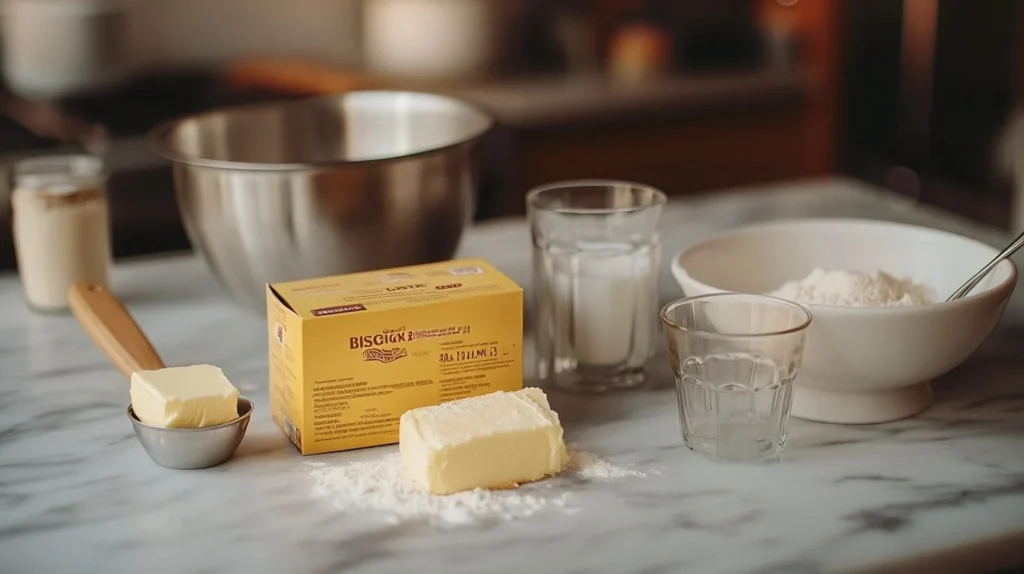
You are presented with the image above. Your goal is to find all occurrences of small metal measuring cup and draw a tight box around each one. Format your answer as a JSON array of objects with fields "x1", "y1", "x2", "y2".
[{"x1": 68, "y1": 282, "x2": 252, "y2": 469}]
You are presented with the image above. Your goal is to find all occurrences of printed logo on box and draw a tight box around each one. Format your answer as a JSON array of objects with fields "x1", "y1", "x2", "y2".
[
  {"x1": 362, "y1": 348, "x2": 409, "y2": 363},
  {"x1": 386, "y1": 283, "x2": 427, "y2": 292},
  {"x1": 273, "y1": 322, "x2": 287, "y2": 346},
  {"x1": 284, "y1": 418, "x2": 301, "y2": 449},
  {"x1": 311, "y1": 304, "x2": 367, "y2": 317}
]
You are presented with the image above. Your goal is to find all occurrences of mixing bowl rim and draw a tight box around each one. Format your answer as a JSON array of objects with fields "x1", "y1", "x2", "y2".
[
  {"x1": 671, "y1": 217, "x2": 1019, "y2": 314},
  {"x1": 147, "y1": 90, "x2": 495, "y2": 171},
  {"x1": 127, "y1": 397, "x2": 254, "y2": 432}
]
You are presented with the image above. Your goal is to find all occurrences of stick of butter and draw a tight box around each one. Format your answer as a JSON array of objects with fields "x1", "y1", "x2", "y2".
[
  {"x1": 399, "y1": 388, "x2": 569, "y2": 495},
  {"x1": 130, "y1": 365, "x2": 240, "y2": 429}
]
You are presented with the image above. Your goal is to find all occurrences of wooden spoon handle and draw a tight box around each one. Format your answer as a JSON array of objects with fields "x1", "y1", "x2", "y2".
[{"x1": 68, "y1": 282, "x2": 165, "y2": 379}]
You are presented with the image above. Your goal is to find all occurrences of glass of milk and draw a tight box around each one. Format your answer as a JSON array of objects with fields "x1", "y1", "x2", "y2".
[
  {"x1": 660, "y1": 293, "x2": 812, "y2": 461},
  {"x1": 527, "y1": 180, "x2": 665, "y2": 392}
]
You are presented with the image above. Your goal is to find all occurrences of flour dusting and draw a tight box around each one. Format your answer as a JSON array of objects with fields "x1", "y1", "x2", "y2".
[
  {"x1": 307, "y1": 447, "x2": 644, "y2": 526},
  {"x1": 770, "y1": 268, "x2": 935, "y2": 307},
  {"x1": 567, "y1": 445, "x2": 648, "y2": 480}
]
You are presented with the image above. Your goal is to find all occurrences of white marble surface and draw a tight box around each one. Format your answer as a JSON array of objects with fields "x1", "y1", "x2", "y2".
[{"x1": 2, "y1": 177, "x2": 1024, "y2": 574}]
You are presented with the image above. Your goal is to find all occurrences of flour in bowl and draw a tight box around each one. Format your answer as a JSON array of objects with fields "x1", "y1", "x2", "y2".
[{"x1": 770, "y1": 268, "x2": 935, "y2": 307}]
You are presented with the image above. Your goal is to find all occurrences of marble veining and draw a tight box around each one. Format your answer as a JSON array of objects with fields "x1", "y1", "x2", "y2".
[{"x1": 2, "y1": 177, "x2": 1023, "y2": 574}]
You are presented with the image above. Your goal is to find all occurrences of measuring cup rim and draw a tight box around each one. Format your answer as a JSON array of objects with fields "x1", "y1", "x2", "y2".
[{"x1": 126, "y1": 397, "x2": 254, "y2": 432}]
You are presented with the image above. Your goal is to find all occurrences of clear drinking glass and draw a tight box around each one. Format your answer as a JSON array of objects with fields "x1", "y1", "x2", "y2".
[
  {"x1": 528, "y1": 180, "x2": 665, "y2": 392},
  {"x1": 661, "y1": 293, "x2": 812, "y2": 461}
]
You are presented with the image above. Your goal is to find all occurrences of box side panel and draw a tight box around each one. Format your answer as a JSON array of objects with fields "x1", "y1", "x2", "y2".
[{"x1": 267, "y1": 285, "x2": 304, "y2": 453}]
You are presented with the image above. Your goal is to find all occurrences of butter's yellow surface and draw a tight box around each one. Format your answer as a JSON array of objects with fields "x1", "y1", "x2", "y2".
[
  {"x1": 399, "y1": 388, "x2": 568, "y2": 495},
  {"x1": 130, "y1": 365, "x2": 239, "y2": 428}
]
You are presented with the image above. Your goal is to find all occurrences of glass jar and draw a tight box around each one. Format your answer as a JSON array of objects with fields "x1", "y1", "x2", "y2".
[{"x1": 10, "y1": 155, "x2": 111, "y2": 313}]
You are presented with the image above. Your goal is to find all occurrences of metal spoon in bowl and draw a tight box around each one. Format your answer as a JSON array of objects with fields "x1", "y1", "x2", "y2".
[{"x1": 947, "y1": 229, "x2": 1024, "y2": 301}]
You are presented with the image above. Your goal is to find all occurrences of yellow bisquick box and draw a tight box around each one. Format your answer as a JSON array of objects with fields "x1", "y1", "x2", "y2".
[{"x1": 267, "y1": 258, "x2": 523, "y2": 455}]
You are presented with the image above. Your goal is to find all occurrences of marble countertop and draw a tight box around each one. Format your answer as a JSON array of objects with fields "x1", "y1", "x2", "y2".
[{"x1": 3, "y1": 177, "x2": 1023, "y2": 574}]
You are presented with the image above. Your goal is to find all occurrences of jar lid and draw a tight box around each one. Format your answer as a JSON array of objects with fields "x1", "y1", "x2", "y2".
[{"x1": 12, "y1": 154, "x2": 105, "y2": 195}]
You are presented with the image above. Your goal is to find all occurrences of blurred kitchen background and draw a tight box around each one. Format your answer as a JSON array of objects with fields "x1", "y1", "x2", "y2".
[{"x1": 0, "y1": 0, "x2": 1022, "y2": 270}]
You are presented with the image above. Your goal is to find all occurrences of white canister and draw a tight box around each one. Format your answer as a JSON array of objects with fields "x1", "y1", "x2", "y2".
[
  {"x1": 11, "y1": 155, "x2": 111, "y2": 313},
  {"x1": 362, "y1": 0, "x2": 505, "y2": 81}
]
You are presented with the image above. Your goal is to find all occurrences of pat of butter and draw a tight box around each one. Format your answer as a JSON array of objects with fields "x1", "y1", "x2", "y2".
[
  {"x1": 130, "y1": 365, "x2": 239, "y2": 429},
  {"x1": 399, "y1": 388, "x2": 568, "y2": 495}
]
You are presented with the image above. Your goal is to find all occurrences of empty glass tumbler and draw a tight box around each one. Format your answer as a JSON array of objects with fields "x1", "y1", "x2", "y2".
[
  {"x1": 528, "y1": 180, "x2": 665, "y2": 392},
  {"x1": 661, "y1": 293, "x2": 812, "y2": 461}
]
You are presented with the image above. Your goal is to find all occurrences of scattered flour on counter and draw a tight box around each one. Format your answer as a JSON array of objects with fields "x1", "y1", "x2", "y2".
[
  {"x1": 307, "y1": 454, "x2": 567, "y2": 526},
  {"x1": 769, "y1": 268, "x2": 935, "y2": 307},
  {"x1": 566, "y1": 445, "x2": 648, "y2": 480},
  {"x1": 306, "y1": 447, "x2": 645, "y2": 526}
]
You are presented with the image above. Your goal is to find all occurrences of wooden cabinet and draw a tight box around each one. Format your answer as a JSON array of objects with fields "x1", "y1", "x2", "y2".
[
  {"x1": 471, "y1": 0, "x2": 843, "y2": 219},
  {"x1": 476, "y1": 81, "x2": 818, "y2": 219},
  {"x1": 521, "y1": 106, "x2": 809, "y2": 194}
]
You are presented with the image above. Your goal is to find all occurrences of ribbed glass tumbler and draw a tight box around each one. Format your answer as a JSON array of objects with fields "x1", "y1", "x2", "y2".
[{"x1": 661, "y1": 293, "x2": 812, "y2": 461}]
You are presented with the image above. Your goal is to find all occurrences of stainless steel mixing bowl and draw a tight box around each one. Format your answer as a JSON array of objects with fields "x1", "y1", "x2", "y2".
[{"x1": 149, "y1": 91, "x2": 493, "y2": 311}]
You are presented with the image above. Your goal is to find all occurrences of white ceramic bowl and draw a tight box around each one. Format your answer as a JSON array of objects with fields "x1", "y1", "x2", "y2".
[{"x1": 671, "y1": 218, "x2": 1018, "y2": 424}]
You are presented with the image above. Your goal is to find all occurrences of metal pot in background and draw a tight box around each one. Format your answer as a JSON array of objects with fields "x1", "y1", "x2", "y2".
[
  {"x1": 1, "y1": 0, "x2": 132, "y2": 99},
  {"x1": 149, "y1": 91, "x2": 493, "y2": 311}
]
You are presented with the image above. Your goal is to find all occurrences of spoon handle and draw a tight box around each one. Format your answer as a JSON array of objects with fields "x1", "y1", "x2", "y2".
[
  {"x1": 947, "y1": 229, "x2": 1024, "y2": 301},
  {"x1": 68, "y1": 282, "x2": 166, "y2": 379}
]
